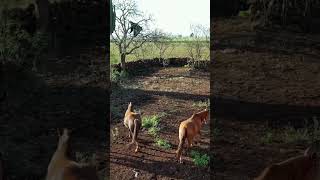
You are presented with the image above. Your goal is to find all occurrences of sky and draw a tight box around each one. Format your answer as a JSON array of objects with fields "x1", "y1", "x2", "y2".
[{"x1": 136, "y1": 0, "x2": 210, "y2": 36}]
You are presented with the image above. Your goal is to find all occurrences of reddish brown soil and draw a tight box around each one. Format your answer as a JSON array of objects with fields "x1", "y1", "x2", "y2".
[
  {"x1": 213, "y1": 17, "x2": 320, "y2": 180},
  {"x1": 110, "y1": 67, "x2": 210, "y2": 180}
]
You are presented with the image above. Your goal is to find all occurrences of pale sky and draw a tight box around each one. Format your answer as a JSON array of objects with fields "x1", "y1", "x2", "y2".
[{"x1": 136, "y1": 0, "x2": 210, "y2": 36}]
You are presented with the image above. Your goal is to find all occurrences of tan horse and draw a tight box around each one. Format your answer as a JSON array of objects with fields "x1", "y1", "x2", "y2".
[
  {"x1": 254, "y1": 147, "x2": 319, "y2": 180},
  {"x1": 123, "y1": 102, "x2": 142, "y2": 153},
  {"x1": 46, "y1": 129, "x2": 99, "y2": 180},
  {"x1": 176, "y1": 109, "x2": 209, "y2": 163}
]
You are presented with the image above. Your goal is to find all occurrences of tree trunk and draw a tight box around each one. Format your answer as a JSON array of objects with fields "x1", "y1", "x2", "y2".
[
  {"x1": 36, "y1": 0, "x2": 49, "y2": 32},
  {"x1": 120, "y1": 53, "x2": 126, "y2": 71}
]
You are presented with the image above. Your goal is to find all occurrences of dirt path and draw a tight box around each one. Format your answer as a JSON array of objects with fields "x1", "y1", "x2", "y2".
[
  {"x1": 213, "y1": 17, "x2": 320, "y2": 180},
  {"x1": 110, "y1": 67, "x2": 210, "y2": 180}
]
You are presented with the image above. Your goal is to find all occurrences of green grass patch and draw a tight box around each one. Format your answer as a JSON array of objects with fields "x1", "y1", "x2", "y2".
[
  {"x1": 142, "y1": 115, "x2": 162, "y2": 137},
  {"x1": 142, "y1": 114, "x2": 173, "y2": 150},
  {"x1": 281, "y1": 117, "x2": 320, "y2": 144},
  {"x1": 142, "y1": 115, "x2": 161, "y2": 129},
  {"x1": 111, "y1": 68, "x2": 129, "y2": 83},
  {"x1": 261, "y1": 131, "x2": 274, "y2": 144},
  {"x1": 155, "y1": 138, "x2": 171, "y2": 149},
  {"x1": 192, "y1": 99, "x2": 210, "y2": 108},
  {"x1": 260, "y1": 118, "x2": 320, "y2": 144},
  {"x1": 190, "y1": 150, "x2": 210, "y2": 167},
  {"x1": 110, "y1": 41, "x2": 209, "y2": 64},
  {"x1": 148, "y1": 127, "x2": 160, "y2": 137},
  {"x1": 238, "y1": 9, "x2": 251, "y2": 17},
  {"x1": 282, "y1": 126, "x2": 310, "y2": 143}
]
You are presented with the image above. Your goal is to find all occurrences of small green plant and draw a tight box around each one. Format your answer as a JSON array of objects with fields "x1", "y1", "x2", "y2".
[
  {"x1": 142, "y1": 115, "x2": 160, "y2": 129},
  {"x1": 148, "y1": 126, "x2": 160, "y2": 137},
  {"x1": 192, "y1": 99, "x2": 209, "y2": 108},
  {"x1": 155, "y1": 138, "x2": 171, "y2": 149},
  {"x1": 111, "y1": 69, "x2": 129, "y2": 83},
  {"x1": 190, "y1": 150, "x2": 210, "y2": 167},
  {"x1": 238, "y1": 9, "x2": 251, "y2": 17},
  {"x1": 261, "y1": 131, "x2": 274, "y2": 144},
  {"x1": 283, "y1": 126, "x2": 309, "y2": 143}
]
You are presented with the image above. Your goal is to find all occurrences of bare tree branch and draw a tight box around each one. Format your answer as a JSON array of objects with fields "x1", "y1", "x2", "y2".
[{"x1": 111, "y1": 0, "x2": 154, "y2": 70}]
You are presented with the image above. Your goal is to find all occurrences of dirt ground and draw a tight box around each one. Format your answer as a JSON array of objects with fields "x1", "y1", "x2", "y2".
[
  {"x1": 0, "y1": 46, "x2": 108, "y2": 179},
  {"x1": 110, "y1": 67, "x2": 211, "y2": 179},
  {"x1": 213, "y1": 17, "x2": 320, "y2": 179}
]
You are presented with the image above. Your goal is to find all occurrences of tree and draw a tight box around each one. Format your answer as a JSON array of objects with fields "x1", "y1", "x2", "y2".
[
  {"x1": 187, "y1": 24, "x2": 209, "y2": 65},
  {"x1": 152, "y1": 29, "x2": 175, "y2": 61},
  {"x1": 111, "y1": 0, "x2": 153, "y2": 71}
]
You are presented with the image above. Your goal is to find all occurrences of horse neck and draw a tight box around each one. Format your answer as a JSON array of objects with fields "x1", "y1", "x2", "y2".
[{"x1": 51, "y1": 142, "x2": 69, "y2": 164}]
